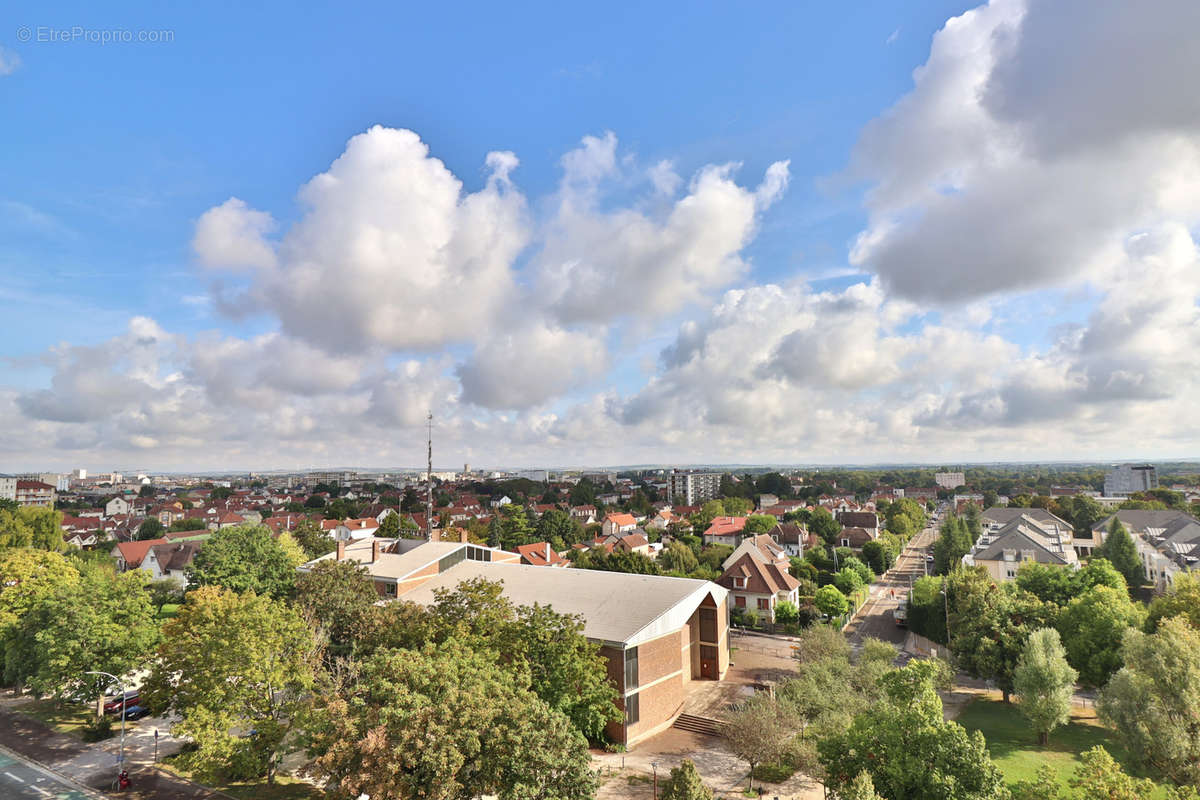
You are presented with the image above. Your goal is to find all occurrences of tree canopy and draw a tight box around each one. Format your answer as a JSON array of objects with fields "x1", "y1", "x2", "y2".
[
  {"x1": 187, "y1": 525, "x2": 298, "y2": 599},
  {"x1": 142, "y1": 586, "x2": 319, "y2": 783},
  {"x1": 818, "y1": 660, "x2": 1007, "y2": 800},
  {"x1": 304, "y1": 639, "x2": 596, "y2": 800}
]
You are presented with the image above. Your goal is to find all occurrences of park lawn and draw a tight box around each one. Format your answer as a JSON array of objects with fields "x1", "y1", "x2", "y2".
[
  {"x1": 160, "y1": 754, "x2": 322, "y2": 800},
  {"x1": 157, "y1": 603, "x2": 181, "y2": 621},
  {"x1": 19, "y1": 698, "x2": 95, "y2": 736},
  {"x1": 957, "y1": 698, "x2": 1168, "y2": 798}
]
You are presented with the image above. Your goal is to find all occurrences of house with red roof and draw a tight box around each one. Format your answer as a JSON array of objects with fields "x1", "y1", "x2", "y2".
[
  {"x1": 717, "y1": 539, "x2": 801, "y2": 622},
  {"x1": 703, "y1": 516, "x2": 748, "y2": 546},
  {"x1": 515, "y1": 541, "x2": 569, "y2": 567},
  {"x1": 601, "y1": 512, "x2": 638, "y2": 538}
]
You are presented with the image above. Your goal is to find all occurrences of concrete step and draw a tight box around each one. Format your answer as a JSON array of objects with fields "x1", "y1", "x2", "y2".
[{"x1": 672, "y1": 713, "x2": 726, "y2": 737}]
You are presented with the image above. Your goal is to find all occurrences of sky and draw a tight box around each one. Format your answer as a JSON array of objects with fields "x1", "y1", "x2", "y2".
[{"x1": 2, "y1": 0, "x2": 1200, "y2": 473}]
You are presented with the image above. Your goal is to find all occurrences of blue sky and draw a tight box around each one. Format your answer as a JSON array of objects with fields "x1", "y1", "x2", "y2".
[{"x1": 3, "y1": 0, "x2": 1199, "y2": 471}]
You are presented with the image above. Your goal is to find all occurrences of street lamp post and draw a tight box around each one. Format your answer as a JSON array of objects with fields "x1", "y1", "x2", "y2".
[
  {"x1": 651, "y1": 761, "x2": 658, "y2": 800},
  {"x1": 85, "y1": 671, "x2": 126, "y2": 784},
  {"x1": 940, "y1": 588, "x2": 951, "y2": 647}
]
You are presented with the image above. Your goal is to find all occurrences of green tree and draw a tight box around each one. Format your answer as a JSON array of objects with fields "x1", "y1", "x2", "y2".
[
  {"x1": 860, "y1": 540, "x2": 890, "y2": 574},
  {"x1": 723, "y1": 497, "x2": 753, "y2": 516},
  {"x1": 1013, "y1": 628, "x2": 1077, "y2": 745},
  {"x1": 146, "y1": 577, "x2": 184, "y2": 615},
  {"x1": 304, "y1": 640, "x2": 596, "y2": 800},
  {"x1": 694, "y1": 500, "x2": 726, "y2": 529},
  {"x1": 815, "y1": 585, "x2": 849, "y2": 618},
  {"x1": 497, "y1": 505, "x2": 533, "y2": 549},
  {"x1": 949, "y1": 569, "x2": 1051, "y2": 702},
  {"x1": 1069, "y1": 746, "x2": 1158, "y2": 800},
  {"x1": 818, "y1": 660, "x2": 1007, "y2": 800},
  {"x1": 933, "y1": 515, "x2": 973, "y2": 575},
  {"x1": 660, "y1": 759, "x2": 712, "y2": 800},
  {"x1": 1097, "y1": 518, "x2": 1144, "y2": 590},
  {"x1": 294, "y1": 560, "x2": 378, "y2": 658},
  {"x1": 833, "y1": 567, "x2": 864, "y2": 596},
  {"x1": 136, "y1": 517, "x2": 164, "y2": 541},
  {"x1": 743, "y1": 514, "x2": 777, "y2": 536},
  {"x1": 724, "y1": 693, "x2": 798, "y2": 791},
  {"x1": 1146, "y1": 571, "x2": 1200, "y2": 631},
  {"x1": 168, "y1": 517, "x2": 206, "y2": 532},
  {"x1": 1066, "y1": 495, "x2": 1105, "y2": 538},
  {"x1": 0, "y1": 507, "x2": 34, "y2": 548},
  {"x1": 7, "y1": 569, "x2": 160, "y2": 696},
  {"x1": 376, "y1": 513, "x2": 400, "y2": 538},
  {"x1": 774, "y1": 600, "x2": 800, "y2": 626},
  {"x1": 1056, "y1": 584, "x2": 1146, "y2": 688},
  {"x1": 142, "y1": 586, "x2": 318, "y2": 783},
  {"x1": 304, "y1": 494, "x2": 326, "y2": 508},
  {"x1": 535, "y1": 508, "x2": 582, "y2": 548},
  {"x1": 276, "y1": 531, "x2": 308, "y2": 568},
  {"x1": 0, "y1": 549, "x2": 79, "y2": 637},
  {"x1": 187, "y1": 525, "x2": 297, "y2": 599},
  {"x1": 1098, "y1": 616, "x2": 1200, "y2": 785},
  {"x1": 288, "y1": 519, "x2": 334, "y2": 559},
  {"x1": 838, "y1": 771, "x2": 886, "y2": 800},
  {"x1": 808, "y1": 508, "x2": 841, "y2": 544},
  {"x1": 659, "y1": 540, "x2": 700, "y2": 574}
]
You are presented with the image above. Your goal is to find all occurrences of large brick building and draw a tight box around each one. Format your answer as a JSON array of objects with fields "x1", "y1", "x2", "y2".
[{"x1": 310, "y1": 536, "x2": 730, "y2": 747}]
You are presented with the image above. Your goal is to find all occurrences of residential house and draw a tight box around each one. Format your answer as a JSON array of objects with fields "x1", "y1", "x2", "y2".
[
  {"x1": 141, "y1": 541, "x2": 203, "y2": 585},
  {"x1": 515, "y1": 541, "x2": 570, "y2": 567},
  {"x1": 1092, "y1": 510, "x2": 1200, "y2": 591},
  {"x1": 767, "y1": 522, "x2": 806, "y2": 557},
  {"x1": 717, "y1": 543, "x2": 800, "y2": 623},
  {"x1": 963, "y1": 514, "x2": 1080, "y2": 581},
  {"x1": 105, "y1": 496, "x2": 131, "y2": 516},
  {"x1": 836, "y1": 511, "x2": 879, "y2": 539},
  {"x1": 836, "y1": 527, "x2": 875, "y2": 549},
  {"x1": 602, "y1": 513, "x2": 638, "y2": 538},
  {"x1": 703, "y1": 516, "x2": 747, "y2": 546}
]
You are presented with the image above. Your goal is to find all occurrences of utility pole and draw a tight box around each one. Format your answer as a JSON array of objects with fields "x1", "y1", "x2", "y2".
[{"x1": 426, "y1": 411, "x2": 433, "y2": 541}]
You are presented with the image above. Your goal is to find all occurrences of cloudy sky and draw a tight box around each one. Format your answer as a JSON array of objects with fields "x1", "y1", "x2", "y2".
[{"x1": 3, "y1": 0, "x2": 1199, "y2": 472}]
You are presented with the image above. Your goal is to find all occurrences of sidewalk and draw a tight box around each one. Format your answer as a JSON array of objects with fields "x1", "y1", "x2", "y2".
[{"x1": 0, "y1": 704, "x2": 223, "y2": 799}]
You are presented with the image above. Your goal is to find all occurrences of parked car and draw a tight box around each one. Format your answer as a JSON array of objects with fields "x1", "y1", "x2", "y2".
[
  {"x1": 103, "y1": 692, "x2": 139, "y2": 714},
  {"x1": 925, "y1": 554, "x2": 935, "y2": 563},
  {"x1": 122, "y1": 705, "x2": 151, "y2": 721}
]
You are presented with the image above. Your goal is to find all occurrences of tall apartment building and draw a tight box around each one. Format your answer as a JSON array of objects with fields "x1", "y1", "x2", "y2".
[
  {"x1": 1103, "y1": 464, "x2": 1158, "y2": 497},
  {"x1": 15, "y1": 480, "x2": 56, "y2": 507},
  {"x1": 669, "y1": 471, "x2": 721, "y2": 506},
  {"x1": 0, "y1": 476, "x2": 15, "y2": 502},
  {"x1": 935, "y1": 472, "x2": 966, "y2": 490}
]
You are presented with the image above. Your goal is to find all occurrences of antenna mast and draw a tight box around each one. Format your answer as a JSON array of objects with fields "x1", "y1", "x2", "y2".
[{"x1": 426, "y1": 411, "x2": 433, "y2": 540}]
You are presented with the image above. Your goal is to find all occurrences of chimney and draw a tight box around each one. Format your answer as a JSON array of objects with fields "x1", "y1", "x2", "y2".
[
  {"x1": 371, "y1": 539, "x2": 380, "y2": 563},
  {"x1": 430, "y1": 528, "x2": 440, "y2": 543},
  {"x1": 460, "y1": 528, "x2": 469, "y2": 544},
  {"x1": 545, "y1": 542, "x2": 551, "y2": 564},
  {"x1": 336, "y1": 540, "x2": 345, "y2": 561}
]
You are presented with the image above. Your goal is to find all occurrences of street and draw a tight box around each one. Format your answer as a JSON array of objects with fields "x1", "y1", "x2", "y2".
[
  {"x1": 0, "y1": 746, "x2": 98, "y2": 799},
  {"x1": 844, "y1": 521, "x2": 939, "y2": 648}
]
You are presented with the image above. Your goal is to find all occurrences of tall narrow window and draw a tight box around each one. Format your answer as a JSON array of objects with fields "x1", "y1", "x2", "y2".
[
  {"x1": 624, "y1": 646, "x2": 639, "y2": 691},
  {"x1": 625, "y1": 692, "x2": 640, "y2": 725}
]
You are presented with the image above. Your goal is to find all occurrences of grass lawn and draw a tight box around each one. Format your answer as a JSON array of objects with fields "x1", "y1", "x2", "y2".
[
  {"x1": 19, "y1": 698, "x2": 97, "y2": 736},
  {"x1": 157, "y1": 603, "x2": 181, "y2": 620},
  {"x1": 957, "y1": 698, "x2": 1168, "y2": 797},
  {"x1": 160, "y1": 754, "x2": 322, "y2": 800}
]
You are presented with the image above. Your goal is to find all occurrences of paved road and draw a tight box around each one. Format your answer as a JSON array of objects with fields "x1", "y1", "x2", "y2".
[
  {"x1": 845, "y1": 523, "x2": 939, "y2": 647},
  {"x1": 0, "y1": 746, "x2": 98, "y2": 799}
]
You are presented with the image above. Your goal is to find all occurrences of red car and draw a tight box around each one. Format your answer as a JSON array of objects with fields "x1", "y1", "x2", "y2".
[{"x1": 103, "y1": 692, "x2": 139, "y2": 714}]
